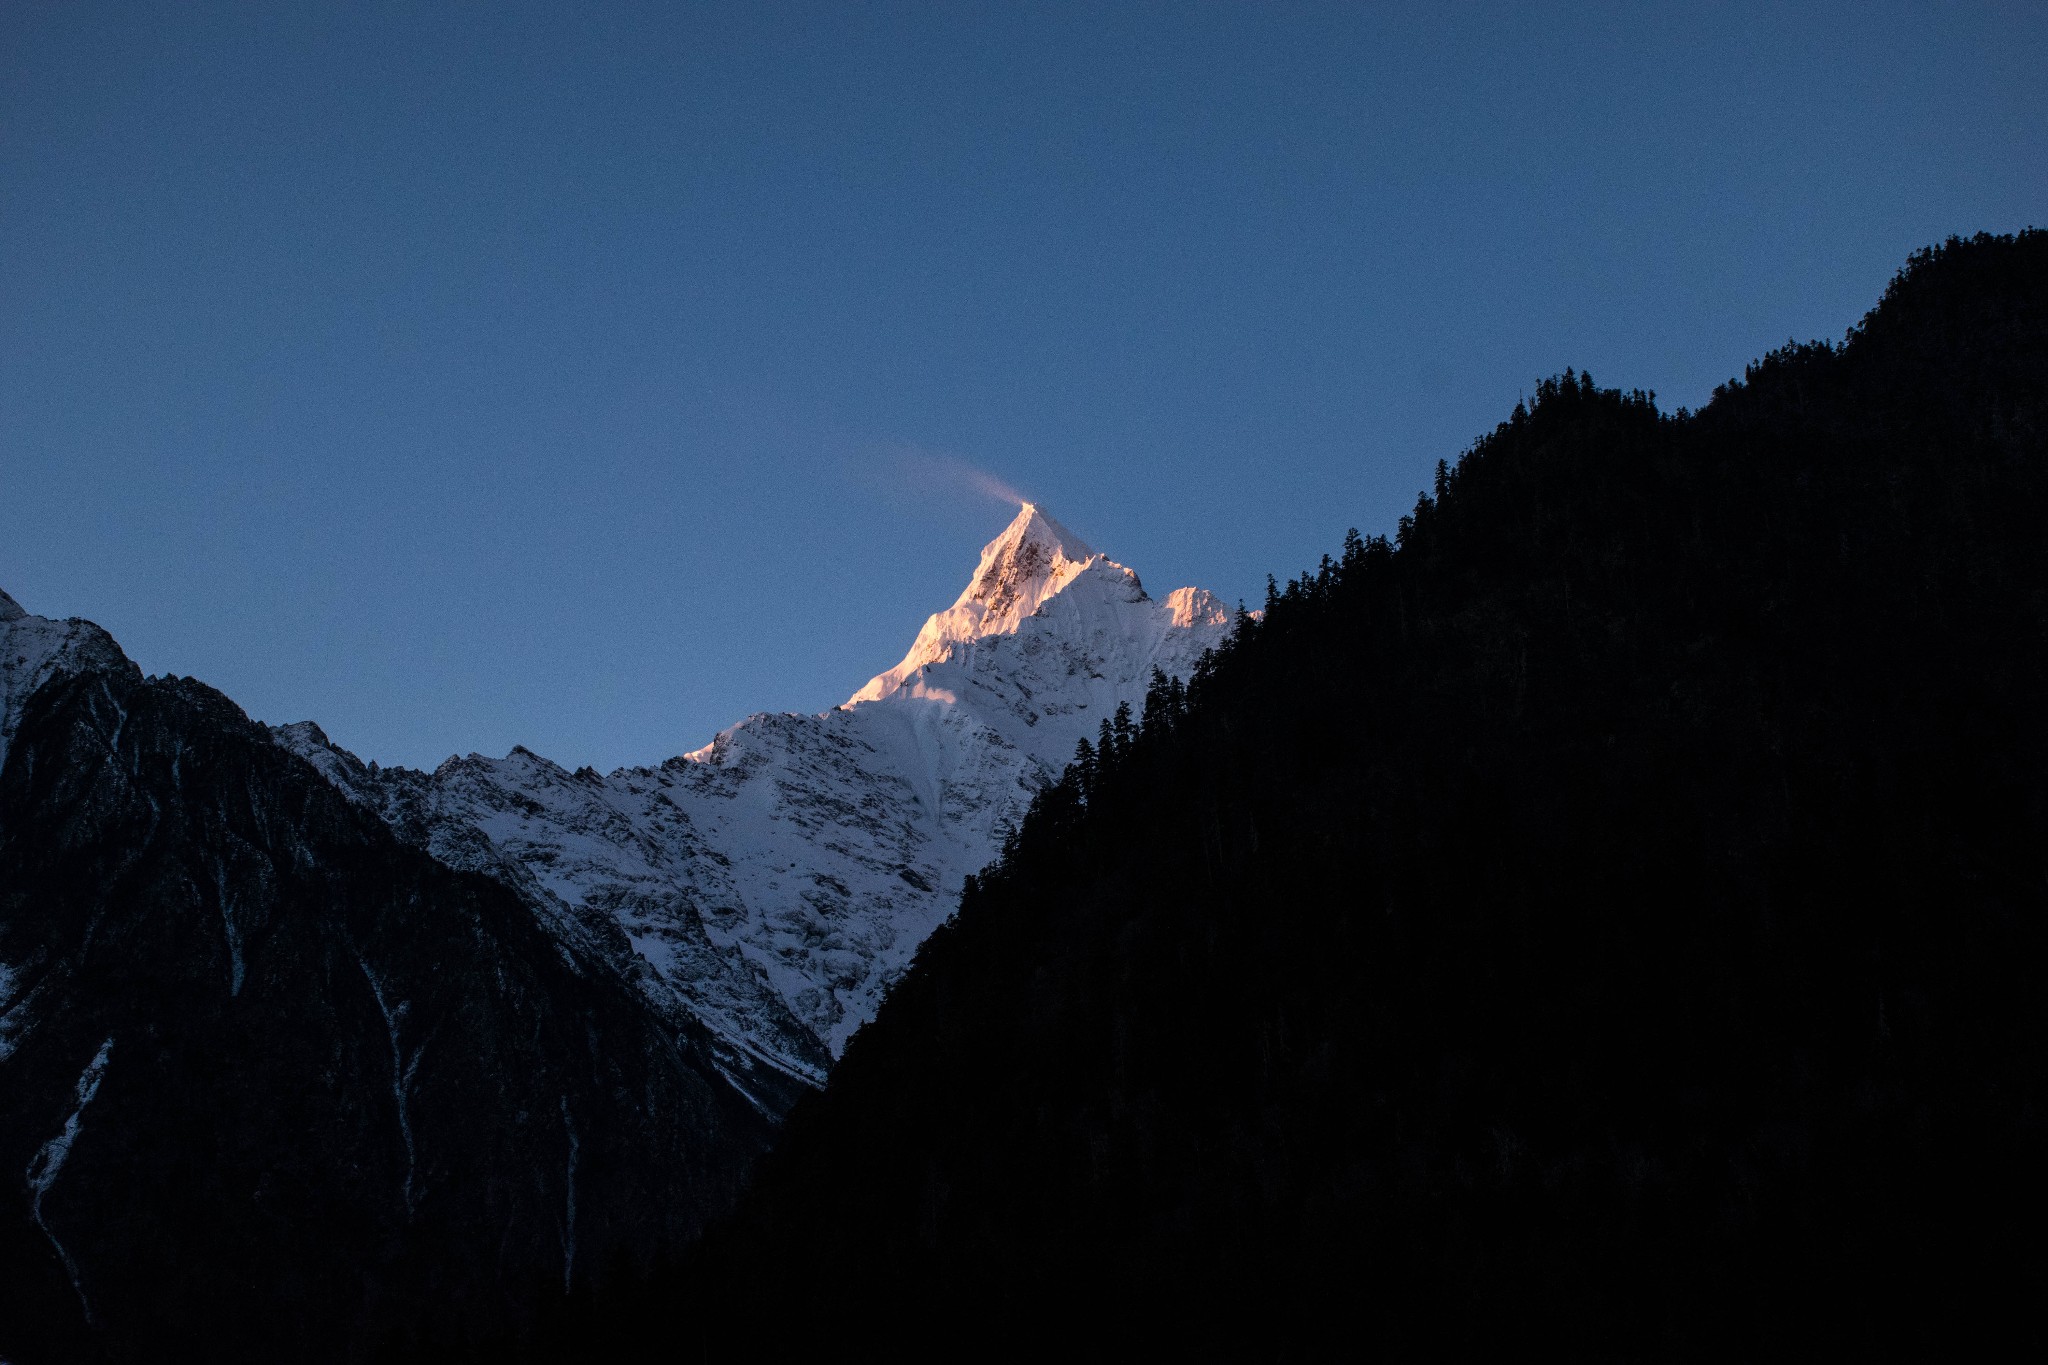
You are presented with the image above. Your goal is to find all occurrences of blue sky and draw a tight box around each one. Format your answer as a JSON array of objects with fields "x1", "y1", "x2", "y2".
[{"x1": 4, "y1": 1, "x2": 2042, "y2": 770}]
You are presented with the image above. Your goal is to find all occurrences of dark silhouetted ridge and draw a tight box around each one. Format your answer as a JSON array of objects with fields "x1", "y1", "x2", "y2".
[
  {"x1": 0, "y1": 663, "x2": 773, "y2": 1363},
  {"x1": 551, "y1": 231, "x2": 2048, "y2": 1358}
]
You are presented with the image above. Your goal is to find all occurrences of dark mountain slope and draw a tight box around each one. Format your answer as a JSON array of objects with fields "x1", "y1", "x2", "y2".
[
  {"x1": 0, "y1": 660, "x2": 772, "y2": 1362},
  {"x1": 625, "y1": 232, "x2": 2048, "y2": 1356}
]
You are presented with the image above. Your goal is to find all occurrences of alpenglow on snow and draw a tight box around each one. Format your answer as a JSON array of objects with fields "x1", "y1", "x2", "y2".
[{"x1": 263, "y1": 504, "x2": 1232, "y2": 1101}]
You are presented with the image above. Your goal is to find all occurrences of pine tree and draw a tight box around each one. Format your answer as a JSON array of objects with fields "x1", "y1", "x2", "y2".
[
  {"x1": 1110, "y1": 701, "x2": 1134, "y2": 759},
  {"x1": 1143, "y1": 667, "x2": 1174, "y2": 733}
]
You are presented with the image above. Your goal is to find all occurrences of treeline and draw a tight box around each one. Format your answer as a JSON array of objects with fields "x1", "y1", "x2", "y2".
[{"x1": 514, "y1": 230, "x2": 2048, "y2": 1359}]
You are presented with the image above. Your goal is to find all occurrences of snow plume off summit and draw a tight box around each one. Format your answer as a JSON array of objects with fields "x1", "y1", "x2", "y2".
[{"x1": 873, "y1": 446, "x2": 1029, "y2": 511}]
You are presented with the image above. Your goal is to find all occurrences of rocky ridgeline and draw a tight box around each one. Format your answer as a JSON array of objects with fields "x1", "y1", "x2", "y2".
[{"x1": 275, "y1": 503, "x2": 1230, "y2": 1079}]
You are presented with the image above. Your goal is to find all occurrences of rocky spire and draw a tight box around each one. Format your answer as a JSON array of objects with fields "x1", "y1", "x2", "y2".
[{"x1": 848, "y1": 504, "x2": 1124, "y2": 704}]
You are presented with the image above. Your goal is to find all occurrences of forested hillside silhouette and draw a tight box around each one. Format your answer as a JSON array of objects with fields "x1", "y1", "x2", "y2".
[{"x1": 530, "y1": 231, "x2": 2048, "y2": 1358}]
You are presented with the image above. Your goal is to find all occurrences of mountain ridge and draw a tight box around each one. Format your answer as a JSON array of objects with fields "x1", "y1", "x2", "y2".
[
  {"x1": 0, "y1": 499, "x2": 1235, "y2": 1356},
  {"x1": 0, "y1": 633, "x2": 775, "y2": 1363},
  {"x1": 269, "y1": 502, "x2": 1230, "y2": 1072}
]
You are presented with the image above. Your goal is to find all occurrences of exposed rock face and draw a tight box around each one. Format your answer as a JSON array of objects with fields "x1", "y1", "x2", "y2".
[
  {"x1": 278, "y1": 504, "x2": 1232, "y2": 1067},
  {"x1": 0, "y1": 590, "x2": 125, "y2": 778},
  {"x1": 0, "y1": 634, "x2": 771, "y2": 1363}
]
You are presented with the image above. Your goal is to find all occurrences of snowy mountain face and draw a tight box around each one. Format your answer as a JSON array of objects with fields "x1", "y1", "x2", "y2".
[
  {"x1": 1, "y1": 592, "x2": 133, "y2": 1069},
  {"x1": 277, "y1": 505, "x2": 1232, "y2": 1082}
]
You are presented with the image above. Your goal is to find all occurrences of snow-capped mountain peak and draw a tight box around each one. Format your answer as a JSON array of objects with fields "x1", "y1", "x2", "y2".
[
  {"x1": 1164, "y1": 585, "x2": 1228, "y2": 629},
  {"x1": 270, "y1": 506, "x2": 1234, "y2": 1077},
  {"x1": 852, "y1": 502, "x2": 1144, "y2": 705},
  {"x1": 961, "y1": 502, "x2": 1099, "y2": 612}
]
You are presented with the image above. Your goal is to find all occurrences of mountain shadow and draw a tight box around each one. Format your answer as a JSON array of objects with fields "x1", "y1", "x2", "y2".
[{"x1": 550, "y1": 231, "x2": 2048, "y2": 1358}]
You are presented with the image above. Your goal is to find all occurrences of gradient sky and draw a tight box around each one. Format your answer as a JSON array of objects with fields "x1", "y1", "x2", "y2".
[{"x1": 4, "y1": 2, "x2": 2043, "y2": 770}]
